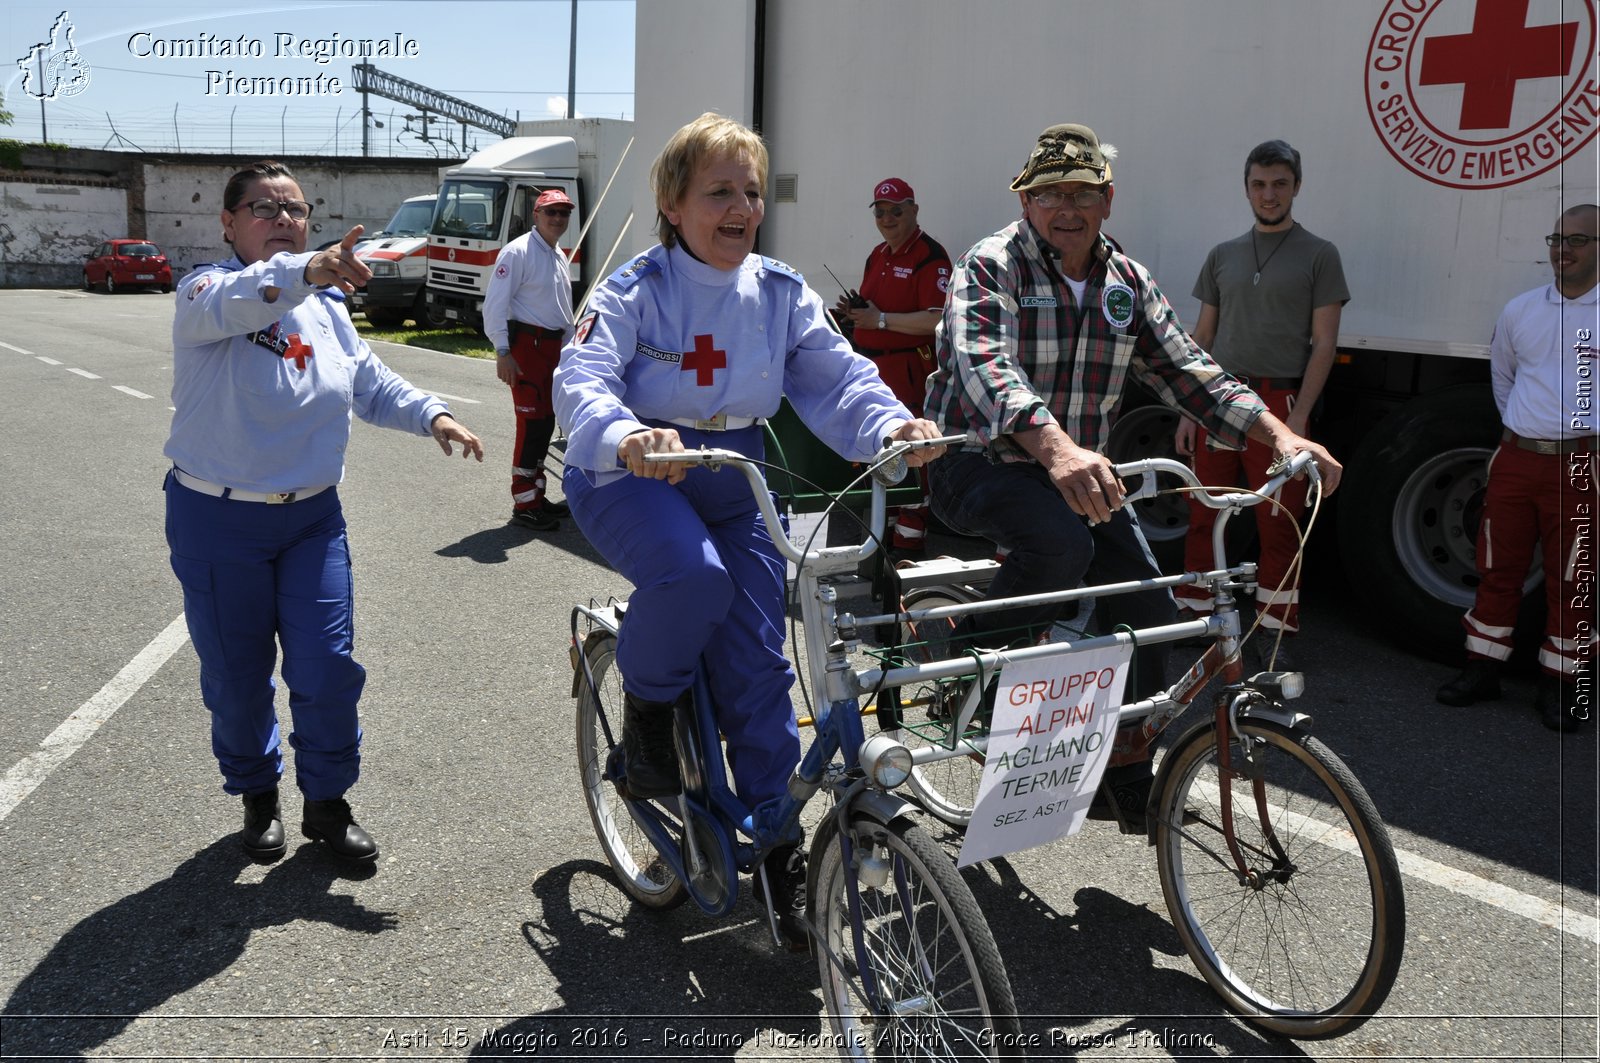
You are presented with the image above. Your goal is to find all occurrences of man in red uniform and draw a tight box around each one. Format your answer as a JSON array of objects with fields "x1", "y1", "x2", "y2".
[
  {"x1": 1436, "y1": 204, "x2": 1598, "y2": 732},
  {"x1": 835, "y1": 178, "x2": 952, "y2": 554},
  {"x1": 484, "y1": 189, "x2": 576, "y2": 531}
]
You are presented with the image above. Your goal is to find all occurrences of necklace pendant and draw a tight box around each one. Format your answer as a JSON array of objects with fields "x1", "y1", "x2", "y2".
[{"x1": 1253, "y1": 271, "x2": 1261, "y2": 286}]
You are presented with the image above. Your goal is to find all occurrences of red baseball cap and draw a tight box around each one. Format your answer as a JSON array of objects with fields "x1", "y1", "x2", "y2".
[
  {"x1": 535, "y1": 189, "x2": 574, "y2": 211},
  {"x1": 870, "y1": 178, "x2": 915, "y2": 205}
]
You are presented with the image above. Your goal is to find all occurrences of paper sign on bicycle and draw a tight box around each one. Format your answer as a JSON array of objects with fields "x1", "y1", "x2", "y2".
[{"x1": 957, "y1": 641, "x2": 1132, "y2": 868}]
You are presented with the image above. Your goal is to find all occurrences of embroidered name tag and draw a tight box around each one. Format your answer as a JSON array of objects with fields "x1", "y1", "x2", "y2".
[
  {"x1": 636, "y1": 340, "x2": 681, "y2": 364},
  {"x1": 1020, "y1": 296, "x2": 1058, "y2": 308}
]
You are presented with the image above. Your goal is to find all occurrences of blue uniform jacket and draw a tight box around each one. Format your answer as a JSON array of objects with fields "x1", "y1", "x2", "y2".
[
  {"x1": 166, "y1": 253, "x2": 448, "y2": 494},
  {"x1": 555, "y1": 243, "x2": 911, "y2": 485}
]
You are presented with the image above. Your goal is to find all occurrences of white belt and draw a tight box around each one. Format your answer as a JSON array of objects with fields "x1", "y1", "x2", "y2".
[
  {"x1": 173, "y1": 468, "x2": 332, "y2": 504},
  {"x1": 663, "y1": 413, "x2": 765, "y2": 432}
]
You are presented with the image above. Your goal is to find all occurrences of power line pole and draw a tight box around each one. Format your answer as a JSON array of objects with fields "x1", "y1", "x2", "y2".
[{"x1": 567, "y1": 0, "x2": 578, "y2": 119}]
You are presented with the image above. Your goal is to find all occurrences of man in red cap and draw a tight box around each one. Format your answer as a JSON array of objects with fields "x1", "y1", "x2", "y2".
[
  {"x1": 484, "y1": 188, "x2": 576, "y2": 530},
  {"x1": 835, "y1": 178, "x2": 952, "y2": 555}
]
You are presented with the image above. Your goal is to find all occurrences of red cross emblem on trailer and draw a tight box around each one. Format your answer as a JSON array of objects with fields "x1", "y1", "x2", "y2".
[
  {"x1": 681, "y1": 334, "x2": 725, "y2": 386},
  {"x1": 1364, "y1": 0, "x2": 1599, "y2": 189}
]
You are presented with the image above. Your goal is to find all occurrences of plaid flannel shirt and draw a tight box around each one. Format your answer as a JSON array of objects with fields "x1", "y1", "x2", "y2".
[{"x1": 926, "y1": 220, "x2": 1265, "y2": 462}]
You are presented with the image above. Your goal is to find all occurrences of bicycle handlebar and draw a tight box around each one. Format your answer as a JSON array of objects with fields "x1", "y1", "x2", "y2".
[
  {"x1": 642, "y1": 435, "x2": 966, "y2": 566},
  {"x1": 1115, "y1": 450, "x2": 1320, "y2": 510}
]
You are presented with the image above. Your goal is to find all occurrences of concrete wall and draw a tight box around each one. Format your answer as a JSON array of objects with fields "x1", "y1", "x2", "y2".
[{"x1": 0, "y1": 146, "x2": 460, "y2": 287}]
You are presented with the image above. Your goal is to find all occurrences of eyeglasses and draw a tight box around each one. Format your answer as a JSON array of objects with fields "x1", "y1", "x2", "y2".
[
  {"x1": 540, "y1": 209, "x2": 572, "y2": 218},
  {"x1": 1546, "y1": 233, "x2": 1594, "y2": 249},
  {"x1": 234, "y1": 198, "x2": 313, "y2": 221},
  {"x1": 872, "y1": 205, "x2": 906, "y2": 219},
  {"x1": 1027, "y1": 188, "x2": 1105, "y2": 211}
]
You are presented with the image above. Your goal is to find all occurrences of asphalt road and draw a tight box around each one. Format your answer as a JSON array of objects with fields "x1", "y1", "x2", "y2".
[{"x1": 0, "y1": 288, "x2": 1595, "y2": 1062}]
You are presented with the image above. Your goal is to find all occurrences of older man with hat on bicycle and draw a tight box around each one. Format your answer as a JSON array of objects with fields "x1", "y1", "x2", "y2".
[{"x1": 925, "y1": 122, "x2": 1341, "y2": 827}]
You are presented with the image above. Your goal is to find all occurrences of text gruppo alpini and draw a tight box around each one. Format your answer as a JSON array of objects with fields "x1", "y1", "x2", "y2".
[{"x1": 126, "y1": 32, "x2": 421, "y2": 96}]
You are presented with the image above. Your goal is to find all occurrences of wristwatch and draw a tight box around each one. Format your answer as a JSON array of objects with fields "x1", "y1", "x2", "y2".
[{"x1": 877, "y1": 311, "x2": 887, "y2": 330}]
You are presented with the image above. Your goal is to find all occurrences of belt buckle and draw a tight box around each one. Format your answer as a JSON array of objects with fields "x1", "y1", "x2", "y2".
[
  {"x1": 694, "y1": 413, "x2": 727, "y2": 431},
  {"x1": 1533, "y1": 438, "x2": 1559, "y2": 455},
  {"x1": 267, "y1": 491, "x2": 297, "y2": 504}
]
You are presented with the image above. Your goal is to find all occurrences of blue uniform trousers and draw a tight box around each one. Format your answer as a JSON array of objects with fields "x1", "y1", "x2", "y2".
[
  {"x1": 164, "y1": 473, "x2": 366, "y2": 800},
  {"x1": 563, "y1": 425, "x2": 799, "y2": 813},
  {"x1": 930, "y1": 450, "x2": 1175, "y2": 700}
]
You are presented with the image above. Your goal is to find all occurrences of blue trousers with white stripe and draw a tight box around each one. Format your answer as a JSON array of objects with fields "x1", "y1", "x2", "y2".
[
  {"x1": 164, "y1": 473, "x2": 366, "y2": 800},
  {"x1": 563, "y1": 425, "x2": 799, "y2": 814}
]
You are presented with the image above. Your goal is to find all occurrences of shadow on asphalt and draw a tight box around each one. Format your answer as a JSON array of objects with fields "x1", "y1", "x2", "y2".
[{"x1": 1, "y1": 839, "x2": 396, "y2": 1059}]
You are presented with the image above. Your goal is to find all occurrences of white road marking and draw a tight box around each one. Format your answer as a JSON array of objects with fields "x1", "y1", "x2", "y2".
[
  {"x1": 0, "y1": 615, "x2": 190, "y2": 822},
  {"x1": 113, "y1": 385, "x2": 154, "y2": 399},
  {"x1": 430, "y1": 391, "x2": 482, "y2": 405},
  {"x1": 36, "y1": 356, "x2": 62, "y2": 366},
  {"x1": 66, "y1": 367, "x2": 102, "y2": 380},
  {"x1": 1, "y1": 340, "x2": 33, "y2": 355},
  {"x1": 1195, "y1": 778, "x2": 1600, "y2": 943}
]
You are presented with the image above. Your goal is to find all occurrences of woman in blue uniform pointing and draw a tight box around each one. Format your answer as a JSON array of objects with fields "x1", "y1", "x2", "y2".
[
  {"x1": 555, "y1": 114, "x2": 944, "y2": 948},
  {"x1": 165, "y1": 160, "x2": 483, "y2": 863}
]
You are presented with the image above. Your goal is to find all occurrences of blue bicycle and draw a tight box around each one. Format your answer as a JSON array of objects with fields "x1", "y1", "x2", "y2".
[{"x1": 571, "y1": 438, "x2": 1023, "y2": 1060}]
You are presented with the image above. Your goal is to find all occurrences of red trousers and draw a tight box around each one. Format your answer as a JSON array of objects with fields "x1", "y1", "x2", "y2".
[
  {"x1": 511, "y1": 330, "x2": 561, "y2": 511},
  {"x1": 1176, "y1": 383, "x2": 1309, "y2": 633},
  {"x1": 867, "y1": 346, "x2": 932, "y2": 551},
  {"x1": 1463, "y1": 441, "x2": 1597, "y2": 678}
]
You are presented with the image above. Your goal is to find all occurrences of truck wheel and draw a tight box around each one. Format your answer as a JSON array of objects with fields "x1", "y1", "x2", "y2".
[
  {"x1": 364, "y1": 306, "x2": 404, "y2": 328},
  {"x1": 420, "y1": 290, "x2": 450, "y2": 329},
  {"x1": 1337, "y1": 385, "x2": 1540, "y2": 663},
  {"x1": 1105, "y1": 399, "x2": 1201, "y2": 572}
]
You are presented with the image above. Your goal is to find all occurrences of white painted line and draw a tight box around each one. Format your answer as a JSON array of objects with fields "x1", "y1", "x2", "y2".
[
  {"x1": 1197, "y1": 778, "x2": 1600, "y2": 944},
  {"x1": 0, "y1": 340, "x2": 33, "y2": 355},
  {"x1": 0, "y1": 615, "x2": 190, "y2": 822},
  {"x1": 430, "y1": 391, "x2": 482, "y2": 405},
  {"x1": 66, "y1": 367, "x2": 102, "y2": 380},
  {"x1": 113, "y1": 385, "x2": 154, "y2": 399},
  {"x1": 36, "y1": 356, "x2": 62, "y2": 366}
]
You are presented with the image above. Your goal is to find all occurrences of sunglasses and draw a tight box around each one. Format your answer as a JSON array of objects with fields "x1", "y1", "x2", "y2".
[
  {"x1": 872, "y1": 205, "x2": 906, "y2": 219},
  {"x1": 234, "y1": 198, "x2": 313, "y2": 221},
  {"x1": 541, "y1": 209, "x2": 573, "y2": 218}
]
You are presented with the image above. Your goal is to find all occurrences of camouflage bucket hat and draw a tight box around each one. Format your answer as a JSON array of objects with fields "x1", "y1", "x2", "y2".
[{"x1": 1011, "y1": 123, "x2": 1115, "y2": 192}]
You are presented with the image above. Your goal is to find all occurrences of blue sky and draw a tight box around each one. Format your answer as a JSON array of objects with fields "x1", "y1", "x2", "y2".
[{"x1": 2, "y1": 1, "x2": 635, "y2": 156}]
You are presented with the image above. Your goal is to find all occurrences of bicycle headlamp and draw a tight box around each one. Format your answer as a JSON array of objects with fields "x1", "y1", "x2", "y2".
[{"x1": 859, "y1": 734, "x2": 913, "y2": 789}]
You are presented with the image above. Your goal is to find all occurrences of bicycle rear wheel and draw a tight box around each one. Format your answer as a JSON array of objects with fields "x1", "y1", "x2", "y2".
[
  {"x1": 1154, "y1": 717, "x2": 1405, "y2": 1038},
  {"x1": 887, "y1": 587, "x2": 987, "y2": 827},
  {"x1": 574, "y1": 635, "x2": 686, "y2": 910},
  {"x1": 811, "y1": 812, "x2": 1020, "y2": 1059}
]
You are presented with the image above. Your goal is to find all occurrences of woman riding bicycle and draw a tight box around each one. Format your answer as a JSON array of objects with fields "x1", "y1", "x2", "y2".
[{"x1": 553, "y1": 113, "x2": 945, "y2": 949}]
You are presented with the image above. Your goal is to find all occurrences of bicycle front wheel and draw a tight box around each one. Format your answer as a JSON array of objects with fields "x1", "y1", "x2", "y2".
[
  {"x1": 1155, "y1": 718, "x2": 1405, "y2": 1039},
  {"x1": 888, "y1": 587, "x2": 987, "y2": 827},
  {"x1": 811, "y1": 813, "x2": 1020, "y2": 1059},
  {"x1": 574, "y1": 635, "x2": 686, "y2": 910}
]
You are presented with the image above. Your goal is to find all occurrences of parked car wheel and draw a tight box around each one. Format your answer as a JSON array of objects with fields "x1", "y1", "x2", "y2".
[
  {"x1": 106, "y1": 276, "x2": 118, "y2": 294},
  {"x1": 364, "y1": 306, "x2": 406, "y2": 328},
  {"x1": 82, "y1": 272, "x2": 93, "y2": 292}
]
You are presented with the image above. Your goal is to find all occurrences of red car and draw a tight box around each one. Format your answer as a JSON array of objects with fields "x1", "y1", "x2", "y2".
[{"x1": 83, "y1": 239, "x2": 173, "y2": 294}]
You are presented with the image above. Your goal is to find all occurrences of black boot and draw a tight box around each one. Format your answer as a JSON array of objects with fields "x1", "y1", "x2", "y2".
[
  {"x1": 1536, "y1": 675, "x2": 1583, "y2": 733},
  {"x1": 302, "y1": 797, "x2": 378, "y2": 861},
  {"x1": 621, "y1": 692, "x2": 681, "y2": 799},
  {"x1": 751, "y1": 842, "x2": 810, "y2": 953},
  {"x1": 241, "y1": 787, "x2": 286, "y2": 859},
  {"x1": 1087, "y1": 761, "x2": 1154, "y2": 834},
  {"x1": 1436, "y1": 658, "x2": 1502, "y2": 706}
]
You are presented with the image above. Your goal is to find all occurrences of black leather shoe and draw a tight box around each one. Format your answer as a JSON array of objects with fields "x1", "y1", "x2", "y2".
[
  {"x1": 241, "y1": 787, "x2": 286, "y2": 859},
  {"x1": 1251, "y1": 636, "x2": 1297, "y2": 673},
  {"x1": 1436, "y1": 658, "x2": 1502, "y2": 706},
  {"x1": 302, "y1": 798, "x2": 379, "y2": 861},
  {"x1": 510, "y1": 507, "x2": 560, "y2": 532},
  {"x1": 544, "y1": 499, "x2": 571, "y2": 518},
  {"x1": 621, "y1": 692, "x2": 681, "y2": 799},
  {"x1": 1536, "y1": 676, "x2": 1583, "y2": 733},
  {"x1": 751, "y1": 843, "x2": 811, "y2": 952}
]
